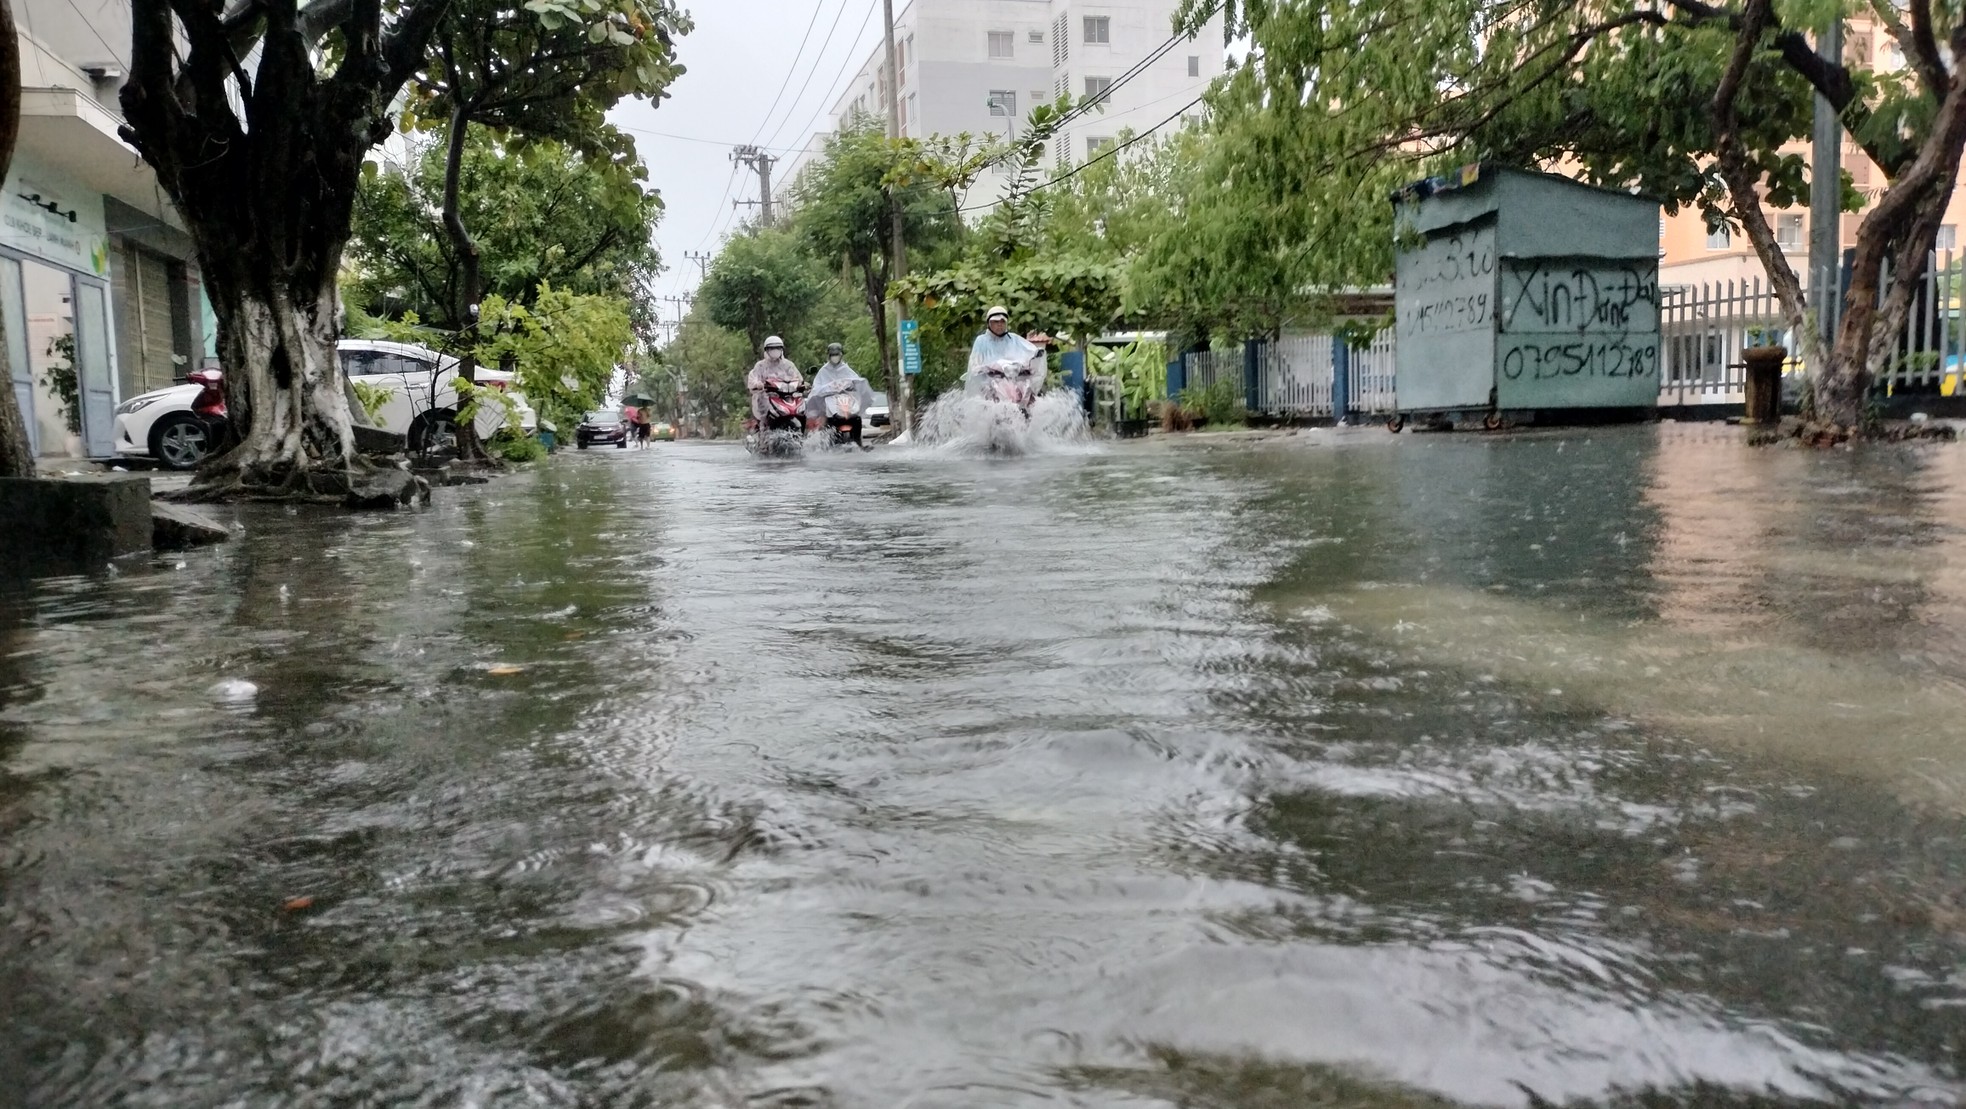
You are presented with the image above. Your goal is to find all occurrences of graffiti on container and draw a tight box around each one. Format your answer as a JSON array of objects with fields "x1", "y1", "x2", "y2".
[
  {"x1": 1501, "y1": 262, "x2": 1658, "y2": 333},
  {"x1": 1397, "y1": 224, "x2": 1495, "y2": 337},
  {"x1": 1500, "y1": 340, "x2": 1659, "y2": 381}
]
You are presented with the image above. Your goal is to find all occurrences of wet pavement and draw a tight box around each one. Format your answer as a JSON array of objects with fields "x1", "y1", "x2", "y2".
[{"x1": 6, "y1": 425, "x2": 1966, "y2": 1106}]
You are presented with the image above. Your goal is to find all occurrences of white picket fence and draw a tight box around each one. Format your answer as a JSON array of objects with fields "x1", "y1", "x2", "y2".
[{"x1": 1177, "y1": 251, "x2": 1965, "y2": 419}]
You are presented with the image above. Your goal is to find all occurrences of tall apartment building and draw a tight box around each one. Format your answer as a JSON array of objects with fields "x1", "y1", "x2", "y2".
[
  {"x1": 6, "y1": 0, "x2": 212, "y2": 462},
  {"x1": 815, "y1": 0, "x2": 1225, "y2": 204}
]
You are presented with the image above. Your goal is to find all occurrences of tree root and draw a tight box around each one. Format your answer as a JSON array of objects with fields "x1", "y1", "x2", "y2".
[
  {"x1": 1746, "y1": 416, "x2": 1959, "y2": 448},
  {"x1": 171, "y1": 454, "x2": 432, "y2": 508}
]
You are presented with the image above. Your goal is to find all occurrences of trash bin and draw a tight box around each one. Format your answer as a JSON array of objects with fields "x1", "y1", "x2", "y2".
[
  {"x1": 1742, "y1": 346, "x2": 1785, "y2": 425},
  {"x1": 537, "y1": 420, "x2": 557, "y2": 453},
  {"x1": 1391, "y1": 164, "x2": 1662, "y2": 426}
]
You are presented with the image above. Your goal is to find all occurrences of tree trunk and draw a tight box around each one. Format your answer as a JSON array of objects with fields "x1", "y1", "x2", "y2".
[
  {"x1": 861, "y1": 266, "x2": 896, "y2": 418},
  {"x1": 438, "y1": 106, "x2": 489, "y2": 460},
  {"x1": 0, "y1": 0, "x2": 32, "y2": 479},
  {"x1": 118, "y1": 0, "x2": 450, "y2": 497}
]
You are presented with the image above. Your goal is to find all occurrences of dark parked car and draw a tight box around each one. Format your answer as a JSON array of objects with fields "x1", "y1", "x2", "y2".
[{"x1": 576, "y1": 409, "x2": 630, "y2": 449}]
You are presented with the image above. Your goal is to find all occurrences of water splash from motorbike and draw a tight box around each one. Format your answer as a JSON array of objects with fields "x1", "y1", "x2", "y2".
[{"x1": 913, "y1": 391, "x2": 1092, "y2": 456}]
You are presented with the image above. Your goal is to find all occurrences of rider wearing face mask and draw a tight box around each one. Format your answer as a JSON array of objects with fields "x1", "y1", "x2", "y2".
[
  {"x1": 969, "y1": 305, "x2": 1039, "y2": 371},
  {"x1": 806, "y1": 342, "x2": 875, "y2": 449},
  {"x1": 745, "y1": 335, "x2": 803, "y2": 425}
]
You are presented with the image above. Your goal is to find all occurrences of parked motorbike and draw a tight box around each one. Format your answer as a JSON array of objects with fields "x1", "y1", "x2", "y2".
[
  {"x1": 188, "y1": 367, "x2": 232, "y2": 454},
  {"x1": 747, "y1": 378, "x2": 808, "y2": 458}
]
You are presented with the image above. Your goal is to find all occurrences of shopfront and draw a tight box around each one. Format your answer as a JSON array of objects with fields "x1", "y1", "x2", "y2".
[{"x1": 1, "y1": 155, "x2": 117, "y2": 459}]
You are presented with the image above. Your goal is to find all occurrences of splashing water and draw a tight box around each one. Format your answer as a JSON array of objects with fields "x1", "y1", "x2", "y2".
[{"x1": 912, "y1": 390, "x2": 1091, "y2": 456}]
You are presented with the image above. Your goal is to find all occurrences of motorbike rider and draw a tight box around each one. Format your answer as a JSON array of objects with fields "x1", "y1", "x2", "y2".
[
  {"x1": 745, "y1": 335, "x2": 804, "y2": 427},
  {"x1": 969, "y1": 306, "x2": 1040, "y2": 370},
  {"x1": 806, "y1": 342, "x2": 875, "y2": 449}
]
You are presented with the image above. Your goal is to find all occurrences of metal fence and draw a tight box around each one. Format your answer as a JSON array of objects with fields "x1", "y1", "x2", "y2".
[
  {"x1": 1256, "y1": 335, "x2": 1337, "y2": 417},
  {"x1": 1182, "y1": 348, "x2": 1240, "y2": 396},
  {"x1": 1176, "y1": 251, "x2": 1965, "y2": 421}
]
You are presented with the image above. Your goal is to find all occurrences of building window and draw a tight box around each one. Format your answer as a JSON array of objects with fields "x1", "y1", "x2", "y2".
[
  {"x1": 1188, "y1": 55, "x2": 1200, "y2": 77},
  {"x1": 908, "y1": 93, "x2": 917, "y2": 131},
  {"x1": 1776, "y1": 214, "x2": 1804, "y2": 250},
  {"x1": 1032, "y1": 89, "x2": 1047, "y2": 105},
  {"x1": 1053, "y1": 14, "x2": 1069, "y2": 65},
  {"x1": 1706, "y1": 225, "x2": 1730, "y2": 250},
  {"x1": 1084, "y1": 75, "x2": 1112, "y2": 103},
  {"x1": 988, "y1": 90, "x2": 1017, "y2": 116},
  {"x1": 1084, "y1": 16, "x2": 1110, "y2": 44},
  {"x1": 1940, "y1": 224, "x2": 1959, "y2": 251},
  {"x1": 1029, "y1": 29, "x2": 1044, "y2": 42},
  {"x1": 1087, "y1": 135, "x2": 1115, "y2": 158},
  {"x1": 988, "y1": 31, "x2": 1014, "y2": 58}
]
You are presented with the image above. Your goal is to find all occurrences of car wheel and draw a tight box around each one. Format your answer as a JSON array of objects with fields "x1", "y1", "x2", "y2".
[
  {"x1": 615, "y1": 437, "x2": 627, "y2": 449},
  {"x1": 576, "y1": 439, "x2": 589, "y2": 450},
  {"x1": 150, "y1": 412, "x2": 213, "y2": 471},
  {"x1": 408, "y1": 409, "x2": 458, "y2": 453}
]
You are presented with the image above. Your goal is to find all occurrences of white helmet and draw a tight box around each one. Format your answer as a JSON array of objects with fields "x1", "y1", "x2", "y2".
[
  {"x1": 763, "y1": 335, "x2": 785, "y2": 351},
  {"x1": 985, "y1": 306, "x2": 1008, "y2": 322}
]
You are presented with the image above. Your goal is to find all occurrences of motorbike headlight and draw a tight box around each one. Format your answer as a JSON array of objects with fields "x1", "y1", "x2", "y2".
[{"x1": 116, "y1": 395, "x2": 161, "y2": 416}]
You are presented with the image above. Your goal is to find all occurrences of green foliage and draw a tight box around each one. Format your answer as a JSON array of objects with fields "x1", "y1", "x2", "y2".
[
  {"x1": 475, "y1": 285, "x2": 633, "y2": 439},
  {"x1": 351, "y1": 380, "x2": 393, "y2": 424},
  {"x1": 404, "y1": 0, "x2": 690, "y2": 164},
  {"x1": 659, "y1": 312, "x2": 754, "y2": 435},
  {"x1": 348, "y1": 131, "x2": 661, "y2": 333},
  {"x1": 489, "y1": 429, "x2": 548, "y2": 463},
  {"x1": 1181, "y1": 379, "x2": 1245, "y2": 427},
  {"x1": 698, "y1": 228, "x2": 830, "y2": 355},
  {"x1": 40, "y1": 334, "x2": 78, "y2": 436},
  {"x1": 1097, "y1": 341, "x2": 1168, "y2": 420},
  {"x1": 792, "y1": 280, "x2": 882, "y2": 378}
]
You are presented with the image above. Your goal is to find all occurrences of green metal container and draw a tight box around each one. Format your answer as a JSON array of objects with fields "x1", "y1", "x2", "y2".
[{"x1": 1392, "y1": 164, "x2": 1661, "y2": 420}]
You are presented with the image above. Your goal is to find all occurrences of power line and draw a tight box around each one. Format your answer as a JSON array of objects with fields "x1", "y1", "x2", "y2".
[
  {"x1": 617, "y1": 124, "x2": 818, "y2": 155},
  {"x1": 759, "y1": 0, "x2": 863, "y2": 153},
  {"x1": 773, "y1": 0, "x2": 884, "y2": 162},
  {"x1": 959, "y1": 91, "x2": 1206, "y2": 213},
  {"x1": 1044, "y1": 3, "x2": 1222, "y2": 138},
  {"x1": 747, "y1": 0, "x2": 830, "y2": 147}
]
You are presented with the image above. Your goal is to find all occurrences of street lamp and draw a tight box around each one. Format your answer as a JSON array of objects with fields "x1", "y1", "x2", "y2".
[{"x1": 986, "y1": 95, "x2": 1016, "y2": 142}]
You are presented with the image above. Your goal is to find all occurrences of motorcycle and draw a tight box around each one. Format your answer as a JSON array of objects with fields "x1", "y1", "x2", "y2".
[
  {"x1": 970, "y1": 353, "x2": 1046, "y2": 419},
  {"x1": 188, "y1": 367, "x2": 232, "y2": 453},
  {"x1": 746, "y1": 377, "x2": 808, "y2": 457},
  {"x1": 813, "y1": 378, "x2": 867, "y2": 448}
]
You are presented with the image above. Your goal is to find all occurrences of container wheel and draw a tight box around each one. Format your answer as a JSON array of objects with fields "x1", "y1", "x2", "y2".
[
  {"x1": 1483, "y1": 412, "x2": 1505, "y2": 431},
  {"x1": 1386, "y1": 414, "x2": 1405, "y2": 433}
]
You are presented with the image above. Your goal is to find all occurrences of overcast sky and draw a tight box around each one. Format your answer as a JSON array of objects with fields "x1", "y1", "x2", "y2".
[{"x1": 608, "y1": 0, "x2": 890, "y2": 320}]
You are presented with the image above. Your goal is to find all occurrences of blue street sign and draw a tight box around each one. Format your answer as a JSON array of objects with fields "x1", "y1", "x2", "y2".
[{"x1": 900, "y1": 318, "x2": 922, "y2": 376}]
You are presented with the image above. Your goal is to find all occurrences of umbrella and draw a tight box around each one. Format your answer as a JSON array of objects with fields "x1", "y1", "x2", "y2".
[{"x1": 621, "y1": 392, "x2": 655, "y2": 407}]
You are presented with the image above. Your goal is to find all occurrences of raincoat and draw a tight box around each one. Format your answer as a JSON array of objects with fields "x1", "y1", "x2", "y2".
[
  {"x1": 805, "y1": 359, "x2": 875, "y2": 421},
  {"x1": 968, "y1": 328, "x2": 1040, "y2": 371},
  {"x1": 746, "y1": 356, "x2": 804, "y2": 420}
]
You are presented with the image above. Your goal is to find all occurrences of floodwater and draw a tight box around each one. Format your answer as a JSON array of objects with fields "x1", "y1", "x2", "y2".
[{"x1": 6, "y1": 425, "x2": 1966, "y2": 1107}]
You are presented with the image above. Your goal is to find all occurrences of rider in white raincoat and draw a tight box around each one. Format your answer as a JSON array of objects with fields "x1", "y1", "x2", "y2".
[{"x1": 805, "y1": 343, "x2": 875, "y2": 448}]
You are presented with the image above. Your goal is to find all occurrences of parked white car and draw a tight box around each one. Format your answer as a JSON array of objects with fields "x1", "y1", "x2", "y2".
[
  {"x1": 111, "y1": 339, "x2": 538, "y2": 469},
  {"x1": 338, "y1": 339, "x2": 537, "y2": 450},
  {"x1": 113, "y1": 381, "x2": 211, "y2": 469}
]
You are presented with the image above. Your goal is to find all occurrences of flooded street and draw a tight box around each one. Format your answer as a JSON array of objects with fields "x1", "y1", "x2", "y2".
[{"x1": 9, "y1": 426, "x2": 1966, "y2": 1106}]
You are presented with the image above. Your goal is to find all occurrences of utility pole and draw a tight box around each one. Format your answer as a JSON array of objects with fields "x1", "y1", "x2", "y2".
[
  {"x1": 660, "y1": 293, "x2": 692, "y2": 343},
  {"x1": 882, "y1": 0, "x2": 912, "y2": 435},
  {"x1": 1809, "y1": 18, "x2": 1844, "y2": 350},
  {"x1": 732, "y1": 145, "x2": 777, "y2": 226},
  {"x1": 684, "y1": 250, "x2": 713, "y2": 279}
]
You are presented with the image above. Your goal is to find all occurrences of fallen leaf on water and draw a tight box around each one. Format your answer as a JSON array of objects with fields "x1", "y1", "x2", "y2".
[
  {"x1": 563, "y1": 631, "x2": 586, "y2": 640},
  {"x1": 486, "y1": 665, "x2": 524, "y2": 676},
  {"x1": 282, "y1": 896, "x2": 315, "y2": 912}
]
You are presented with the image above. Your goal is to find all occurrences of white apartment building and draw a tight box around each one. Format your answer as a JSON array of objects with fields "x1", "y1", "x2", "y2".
[
  {"x1": 6, "y1": 0, "x2": 211, "y2": 462},
  {"x1": 814, "y1": 0, "x2": 1224, "y2": 206}
]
